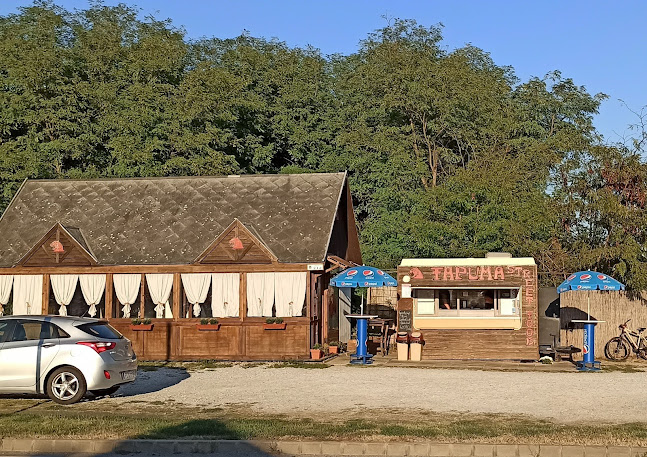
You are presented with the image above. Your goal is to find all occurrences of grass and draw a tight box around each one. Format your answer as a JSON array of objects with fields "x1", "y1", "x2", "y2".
[{"x1": 2, "y1": 406, "x2": 647, "y2": 445}]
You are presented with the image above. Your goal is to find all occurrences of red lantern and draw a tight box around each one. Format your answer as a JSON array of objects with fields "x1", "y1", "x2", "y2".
[
  {"x1": 50, "y1": 240, "x2": 64, "y2": 253},
  {"x1": 228, "y1": 237, "x2": 244, "y2": 250}
]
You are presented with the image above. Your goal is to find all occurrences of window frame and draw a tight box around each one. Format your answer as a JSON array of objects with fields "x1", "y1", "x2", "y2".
[{"x1": 413, "y1": 287, "x2": 522, "y2": 318}]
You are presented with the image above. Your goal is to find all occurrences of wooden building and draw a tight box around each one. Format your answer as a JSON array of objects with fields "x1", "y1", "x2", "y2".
[
  {"x1": 396, "y1": 254, "x2": 539, "y2": 360},
  {"x1": 0, "y1": 173, "x2": 361, "y2": 360}
]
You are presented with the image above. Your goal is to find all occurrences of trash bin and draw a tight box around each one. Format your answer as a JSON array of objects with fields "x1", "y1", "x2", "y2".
[
  {"x1": 396, "y1": 332, "x2": 409, "y2": 361},
  {"x1": 409, "y1": 331, "x2": 425, "y2": 361}
]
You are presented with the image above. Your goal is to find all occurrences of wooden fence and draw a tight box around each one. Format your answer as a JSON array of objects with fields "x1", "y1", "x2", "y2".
[{"x1": 560, "y1": 290, "x2": 647, "y2": 360}]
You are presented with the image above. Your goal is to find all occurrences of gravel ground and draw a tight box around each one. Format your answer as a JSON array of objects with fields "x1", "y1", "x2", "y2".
[{"x1": 107, "y1": 366, "x2": 646, "y2": 424}]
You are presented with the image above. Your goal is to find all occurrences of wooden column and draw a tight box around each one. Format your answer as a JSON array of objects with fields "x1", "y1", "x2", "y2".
[
  {"x1": 239, "y1": 273, "x2": 246, "y2": 321},
  {"x1": 172, "y1": 273, "x2": 181, "y2": 320},
  {"x1": 41, "y1": 274, "x2": 50, "y2": 315},
  {"x1": 322, "y1": 288, "x2": 329, "y2": 343},
  {"x1": 139, "y1": 273, "x2": 145, "y2": 319},
  {"x1": 240, "y1": 272, "x2": 246, "y2": 357},
  {"x1": 105, "y1": 273, "x2": 114, "y2": 319}
]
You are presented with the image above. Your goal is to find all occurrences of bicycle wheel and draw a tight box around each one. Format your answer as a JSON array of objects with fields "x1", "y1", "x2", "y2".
[
  {"x1": 637, "y1": 343, "x2": 647, "y2": 360},
  {"x1": 605, "y1": 337, "x2": 630, "y2": 361}
]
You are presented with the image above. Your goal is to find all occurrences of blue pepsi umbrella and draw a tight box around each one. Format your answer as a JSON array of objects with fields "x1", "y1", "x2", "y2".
[
  {"x1": 557, "y1": 271, "x2": 625, "y2": 294},
  {"x1": 330, "y1": 266, "x2": 397, "y2": 288}
]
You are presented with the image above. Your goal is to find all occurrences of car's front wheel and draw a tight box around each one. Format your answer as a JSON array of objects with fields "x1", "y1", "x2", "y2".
[{"x1": 47, "y1": 367, "x2": 87, "y2": 405}]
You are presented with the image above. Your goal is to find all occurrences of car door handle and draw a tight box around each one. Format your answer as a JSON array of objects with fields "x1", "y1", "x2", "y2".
[{"x1": 42, "y1": 343, "x2": 56, "y2": 348}]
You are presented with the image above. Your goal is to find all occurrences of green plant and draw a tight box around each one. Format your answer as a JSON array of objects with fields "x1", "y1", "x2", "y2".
[
  {"x1": 143, "y1": 318, "x2": 152, "y2": 325},
  {"x1": 209, "y1": 318, "x2": 219, "y2": 325},
  {"x1": 131, "y1": 318, "x2": 142, "y2": 325},
  {"x1": 200, "y1": 318, "x2": 209, "y2": 325},
  {"x1": 329, "y1": 341, "x2": 340, "y2": 347},
  {"x1": 274, "y1": 317, "x2": 284, "y2": 324},
  {"x1": 265, "y1": 317, "x2": 275, "y2": 324},
  {"x1": 265, "y1": 317, "x2": 284, "y2": 324},
  {"x1": 312, "y1": 344, "x2": 323, "y2": 350}
]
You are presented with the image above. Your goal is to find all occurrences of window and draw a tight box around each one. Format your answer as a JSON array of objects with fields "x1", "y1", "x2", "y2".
[
  {"x1": 412, "y1": 289, "x2": 435, "y2": 315},
  {"x1": 7, "y1": 320, "x2": 68, "y2": 342},
  {"x1": 413, "y1": 288, "x2": 520, "y2": 318},
  {"x1": 0, "y1": 320, "x2": 15, "y2": 343},
  {"x1": 77, "y1": 322, "x2": 122, "y2": 339}
]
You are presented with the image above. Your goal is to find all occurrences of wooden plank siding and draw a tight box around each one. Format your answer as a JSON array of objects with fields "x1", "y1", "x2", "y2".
[
  {"x1": 5, "y1": 266, "x2": 321, "y2": 361},
  {"x1": 397, "y1": 264, "x2": 539, "y2": 360}
]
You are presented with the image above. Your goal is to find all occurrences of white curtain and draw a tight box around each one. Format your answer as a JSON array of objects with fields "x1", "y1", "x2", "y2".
[
  {"x1": 51, "y1": 275, "x2": 79, "y2": 316},
  {"x1": 13, "y1": 275, "x2": 43, "y2": 315},
  {"x1": 79, "y1": 275, "x2": 106, "y2": 318},
  {"x1": 246, "y1": 272, "x2": 275, "y2": 317},
  {"x1": 0, "y1": 275, "x2": 13, "y2": 316},
  {"x1": 212, "y1": 273, "x2": 240, "y2": 317},
  {"x1": 146, "y1": 274, "x2": 173, "y2": 318},
  {"x1": 274, "y1": 272, "x2": 307, "y2": 317},
  {"x1": 114, "y1": 274, "x2": 141, "y2": 318},
  {"x1": 181, "y1": 273, "x2": 211, "y2": 317}
]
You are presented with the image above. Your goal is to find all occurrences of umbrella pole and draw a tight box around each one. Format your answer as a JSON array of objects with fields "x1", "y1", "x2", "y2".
[
  {"x1": 587, "y1": 295, "x2": 590, "y2": 321},
  {"x1": 361, "y1": 294, "x2": 364, "y2": 315}
]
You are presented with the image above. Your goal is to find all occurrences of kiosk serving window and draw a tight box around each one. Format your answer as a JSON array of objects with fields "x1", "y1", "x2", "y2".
[{"x1": 412, "y1": 287, "x2": 521, "y2": 328}]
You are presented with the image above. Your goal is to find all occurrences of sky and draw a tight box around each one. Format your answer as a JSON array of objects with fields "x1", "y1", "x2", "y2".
[{"x1": 1, "y1": 0, "x2": 645, "y2": 146}]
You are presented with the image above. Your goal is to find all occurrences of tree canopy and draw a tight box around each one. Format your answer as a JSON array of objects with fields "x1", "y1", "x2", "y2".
[{"x1": 2, "y1": 2, "x2": 646, "y2": 288}]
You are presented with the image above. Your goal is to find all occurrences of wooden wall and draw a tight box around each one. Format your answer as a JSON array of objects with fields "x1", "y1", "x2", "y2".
[
  {"x1": 397, "y1": 264, "x2": 539, "y2": 360},
  {"x1": 112, "y1": 318, "x2": 311, "y2": 361},
  {"x1": 560, "y1": 290, "x2": 647, "y2": 360}
]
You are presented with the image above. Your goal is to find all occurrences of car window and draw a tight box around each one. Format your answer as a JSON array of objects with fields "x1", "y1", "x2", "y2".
[
  {"x1": 39, "y1": 322, "x2": 70, "y2": 339},
  {"x1": 7, "y1": 320, "x2": 69, "y2": 342},
  {"x1": 76, "y1": 322, "x2": 123, "y2": 339},
  {"x1": 0, "y1": 320, "x2": 16, "y2": 343}
]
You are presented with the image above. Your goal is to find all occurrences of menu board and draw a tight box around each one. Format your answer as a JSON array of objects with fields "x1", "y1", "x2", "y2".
[{"x1": 398, "y1": 310, "x2": 412, "y2": 332}]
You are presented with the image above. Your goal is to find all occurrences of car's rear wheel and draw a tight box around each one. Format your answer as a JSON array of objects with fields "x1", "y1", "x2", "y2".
[
  {"x1": 91, "y1": 385, "x2": 120, "y2": 397},
  {"x1": 47, "y1": 367, "x2": 86, "y2": 405}
]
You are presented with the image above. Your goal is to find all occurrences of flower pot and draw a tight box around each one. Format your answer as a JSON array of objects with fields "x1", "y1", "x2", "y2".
[
  {"x1": 263, "y1": 323, "x2": 287, "y2": 330},
  {"x1": 310, "y1": 349, "x2": 323, "y2": 360},
  {"x1": 196, "y1": 324, "x2": 221, "y2": 331},
  {"x1": 328, "y1": 345, "x2": 339, "y2": 354},
  {"x1": 130, "y1": 324, "x2": 154, "y2": 331}
]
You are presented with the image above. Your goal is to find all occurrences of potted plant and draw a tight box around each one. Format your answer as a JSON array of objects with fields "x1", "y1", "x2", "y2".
[
  {"x1": 197, "y1": 318, "x2": 221, "y2": 331},
  {"x1": 130, "y1": 318, "x2": 154, "y2": 331},
  {"x1": 328, "y1": 341, "x2": 340, "y2": 354},
  {"x1": 310, "y1": 344, "x2": 324, "y2": 360},
  {"x1": 263, "y1": 317, "x2": 287, "y2": 330}
]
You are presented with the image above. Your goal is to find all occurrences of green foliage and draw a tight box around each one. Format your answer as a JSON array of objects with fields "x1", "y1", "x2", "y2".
[{"x1": 1, "y1": 5, "x2": 642, "y2": 288}]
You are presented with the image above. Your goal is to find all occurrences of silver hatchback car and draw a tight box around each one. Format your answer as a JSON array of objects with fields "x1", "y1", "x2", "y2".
[{"x1": 0, "y1": 315, "x2": 137, "y2": 404}]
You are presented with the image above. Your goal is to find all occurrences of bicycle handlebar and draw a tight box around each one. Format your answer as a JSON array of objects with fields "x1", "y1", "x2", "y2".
[{"x1": 619, "y1": 318, "x2": 632, "y2": 330}]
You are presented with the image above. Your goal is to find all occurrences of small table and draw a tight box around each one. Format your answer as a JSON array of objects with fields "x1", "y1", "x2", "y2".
[
  {"x1": 346, "y1": 314, "x2": 378, "y2": 364},
  {"x1": 572, "y1": 320, "x2": 605, "y2": 371}
]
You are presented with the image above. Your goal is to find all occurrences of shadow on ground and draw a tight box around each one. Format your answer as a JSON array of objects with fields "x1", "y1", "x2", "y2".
[{"x1": 110, "y1": 366, "x2": 190, "y2": 397}]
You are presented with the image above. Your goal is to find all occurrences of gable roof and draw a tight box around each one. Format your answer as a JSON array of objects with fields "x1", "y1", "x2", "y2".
[{"x1": 0, "y1": 173, "x2": 348, "y2": 266}]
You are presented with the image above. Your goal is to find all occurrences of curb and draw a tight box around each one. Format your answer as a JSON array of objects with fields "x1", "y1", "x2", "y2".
[{"x1": 1, "y1": 439, "x2": 646, "y2": 456}]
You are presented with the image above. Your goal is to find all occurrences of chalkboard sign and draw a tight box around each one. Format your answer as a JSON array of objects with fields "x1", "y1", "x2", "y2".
[{"x1": 398, "y1": 310, "x2": 412, "y2": 332}]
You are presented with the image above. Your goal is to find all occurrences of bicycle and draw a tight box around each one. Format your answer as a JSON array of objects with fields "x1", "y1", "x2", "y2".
[{"x1": 604, "y1": 319, "x2": 647, "y2": 360}]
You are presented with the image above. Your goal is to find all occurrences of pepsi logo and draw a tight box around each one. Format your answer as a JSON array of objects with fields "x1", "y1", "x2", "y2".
[
  {"x1": 363, "y1": 270, "x2": 373, "y2": 277},
  {"x1": 577, "y1": 285, "x2": 583, "y2": 289},
  {"x1": 567, "y1": 275, "x2": 576, "y2": 281},
  {"x1": 580, "y1": 274, "x2": 592, "y2": 280},
  {"x1": 377, "y1": 270, "x2": 384, "y2": 275},
  {"x1": 597, "y1": 274, "x2": 607, "y2": 280},
  {"x1": 346, "y1": 269, "x2": 358, "y2": 277},
  {"x1": 583, "y1": 344, "x2": 589, "y2": 355}
]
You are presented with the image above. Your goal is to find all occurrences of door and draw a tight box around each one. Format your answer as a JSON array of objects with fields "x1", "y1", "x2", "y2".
[{"x1": 0, "y1": 319, "x2": 61, "y2": 389}]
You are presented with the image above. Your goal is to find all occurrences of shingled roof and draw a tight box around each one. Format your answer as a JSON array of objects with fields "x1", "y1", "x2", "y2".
[{"x1": 0, "y1": 173, "x2": 348, "y2": 266}]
